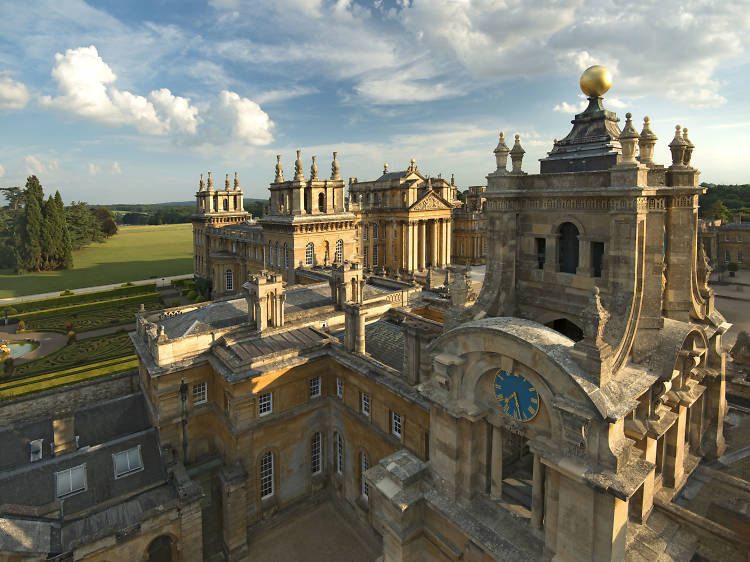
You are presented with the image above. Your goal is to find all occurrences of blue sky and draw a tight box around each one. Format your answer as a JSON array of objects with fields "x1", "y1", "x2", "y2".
[{"x1": 0, "y1": 0, "x2": 748, "y2": 204}]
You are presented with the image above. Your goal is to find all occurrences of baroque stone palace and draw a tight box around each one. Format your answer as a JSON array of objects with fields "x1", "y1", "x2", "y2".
[
  {"x1": 112, "y1": 67, "x2": 749, "y2": 562},
  {"x1": 191, "y1": 152, "x2": 472, "y2": 296}
]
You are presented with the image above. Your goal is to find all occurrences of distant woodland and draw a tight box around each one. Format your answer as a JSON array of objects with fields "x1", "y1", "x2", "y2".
[
  {"x1": 699, "y1": 183, "x2": 750, "y2": 222},
  {"x1": 0, "y1": 176, "x2": 118, "y2": 272},
  {"x1": 105, "y1": 199, "x2": 267, "y2": 225}
]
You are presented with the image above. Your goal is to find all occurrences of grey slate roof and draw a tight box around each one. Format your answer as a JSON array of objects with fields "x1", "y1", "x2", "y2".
[
  {"x1": 365, "y1": 320, "x2": 405, "y2": 372},
  {"x1": 284, "y1": 283, "x2": 332, "y2": 314},
  {"x1": 0, "y1": 417, "x2": 55, "y2": 471},
  {"x1": 157, "y1": 298, "x2": 248, "y2": 339},
  {"x1": 75, "y1": 393, "x2": 151, "y2": 447},
  {"x1": 214, "y1": 326, "x2": 329, "y2": 370}
]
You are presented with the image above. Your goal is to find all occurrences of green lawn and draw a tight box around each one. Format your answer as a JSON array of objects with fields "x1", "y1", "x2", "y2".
[{"x1": 0, "y1": 223, "x2": 193, "y2": 298}]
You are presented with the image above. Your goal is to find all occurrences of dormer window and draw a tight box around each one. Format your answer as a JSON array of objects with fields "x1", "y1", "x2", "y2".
[
  {"x1": 113, "y1": 446, "x2": 144, "y2": 478},
  {"x1": 56, "y1": 464, "x2": 87, "y2": 498},
  {"x1": 30, "y1": 439, "x2": 43, "y2": 462}
]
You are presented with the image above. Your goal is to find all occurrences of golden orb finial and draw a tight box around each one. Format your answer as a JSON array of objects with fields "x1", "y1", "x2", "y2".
[{"x1": 580, "y1": 65, "x2": 612, "y2": 97}]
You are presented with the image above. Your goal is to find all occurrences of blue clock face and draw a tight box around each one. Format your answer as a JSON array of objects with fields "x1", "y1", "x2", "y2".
[{"x1": 494, "y1": 370, "x2": 539, "y2": 422}]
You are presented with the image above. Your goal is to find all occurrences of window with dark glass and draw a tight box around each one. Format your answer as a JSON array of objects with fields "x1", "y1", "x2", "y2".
[{"x1": 592, "y1": 242, "x2": 605, "y2": 277}]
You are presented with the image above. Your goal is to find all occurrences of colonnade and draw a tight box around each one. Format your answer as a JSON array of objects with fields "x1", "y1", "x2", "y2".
[{"x1": 362, "y1": 217, "x2": 451, "y2": 271}]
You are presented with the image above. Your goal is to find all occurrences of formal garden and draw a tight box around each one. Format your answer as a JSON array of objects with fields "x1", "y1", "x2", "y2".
[{"x1": 0, "y1": 284, "x2": 164, "y2": 399}]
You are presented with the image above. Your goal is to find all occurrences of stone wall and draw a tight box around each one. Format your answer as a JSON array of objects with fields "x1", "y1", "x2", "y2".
[{"x1": 0, "y1": 370, "x2": 139, "y2": 426}]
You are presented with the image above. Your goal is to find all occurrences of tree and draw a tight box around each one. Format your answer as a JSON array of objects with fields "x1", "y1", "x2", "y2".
[
  {"x1": 0, "y1": 187, "x2": 23, "y2": 210},
  {"x1": 41, "y1": 195, "x2": 59, "y2": 269},
  {"x1": 55, "y1": 191, "x2": 73, "y2": 269},
  {"x1": 25, "y1": 175, "x2": 44, "y2": 207},
  {"x1": 17, "y1": 192, "x2": 43, "y2": 271}
]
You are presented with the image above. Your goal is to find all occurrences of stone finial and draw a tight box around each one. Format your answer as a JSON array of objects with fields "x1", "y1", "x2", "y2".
[
  {"x1": 199, "y1": 173, "x2": 205, "y2": 191},
  {"x1": 409, "y1": 158, "x2": 416, "y2": 172},
  {"x1": 310, "y1": 155, "x2": 318, "y2": 180},
  {"x1": 331, "y1": 151, "x2": 340, "y2": 180},
  {"x1": 383, "y1": 163, "x2": 388, "y2": 175},
  {"x1": 294, "y1": 149, "x2": 304, "y2": 181},
  {"x1": 493, "y1": 131, "x2": 510, "y2": 173},
  {"x1": 669, "y1": 125, "x2": 687, "y2": 167},
  {"x1": 451, "y1": 173, "x2": 455, "y2": 186},
  {"x1": 225, "y1": 173, "x2": 230, "y2": 190},
  {"x1": 698, "y1": 239, "x2": 712, "y2": 291},
  {"x1": 509, "y1": 134, "x2": 525, "y2": 173},
  {"x1": 275, "y1": 155, "x2": 284, "y2": 182},
  {"x1": 637, "y1": 116, "x2": 658, "y2": 165},
  {"x1": 682, "y1": 127, "x2": 695, "y2": 167},
  {"x1": 234, "y1": 171, "x2": 240, "y2": 190},
  {"x1": 207, "y1": 171, "x2": 214, "y2": 190},
  {"x1": 618, "y1": 112, "x2": 640, "y2": 164}
]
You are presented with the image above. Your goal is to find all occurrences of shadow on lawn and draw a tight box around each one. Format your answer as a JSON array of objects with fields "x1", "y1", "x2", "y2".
[{"x1": 0, "y1": 258, "x2": 193, "y2": 298}]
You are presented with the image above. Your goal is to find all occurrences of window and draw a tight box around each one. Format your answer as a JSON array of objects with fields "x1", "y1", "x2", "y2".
[
  {"x1": 373, "y1": 245, "x2": 379, "y2": 267},
  {"x1": 268, "y1": 241, "x2": 273, "y2": 266},
  {"x1": 739, "y1": 236, "x2": 743, "y2": 243},
  {"x1": 363, "y1": 225, "x2": 368, "y2": 241},
  {"x1": 225, "y1": 268, "x2": 233, "y2": 292},
  {"x1": 113, "y1": 446, "x2": 143, "y2": 478},
  {"x1": 192, "y1": 382, "x2": 207, "y2": 405},
  {"x1": 374, "y1": 193, "x2": 379, "y2": 207},
  {"x1": 284, "y1": 243, "x2": 289, "y2": 269},
  {"x1": 739, "y1": 249, "x2": 744, "y2": 264},
  {"x1": 56, "y1": 464, "x2": 86, "y2": 497},
  {"x1": 335, "y1": 432, "x2": 344, "y2": 474},
  {"x1": 361, "y1": 392, "x2": 370, "y2": 417},
  {"x1": 336, "y1": 377, "x2": 343, "y2": 399},
  {"x1": 363, "y1": 246, "x2": 368, "y2": 267},
  {"x1": 535, "y1": 237, "x2": 546, "y2": 270},
  {"x1": 276, "y1": 242, "x2": 281, "y2": 267},
  {"x1": 725, "y1": 250, "x2": 731, "y2": 263},
  {"x1": 592, "y1": 242, "x2": 605, "y2": 278},
  {"x1": 391, "y1": 412, "x2": 402, "y2": 439},
  {"x1": 725, "y1": 235, "x2": 729, "y2": 242},
  {"x1": 30, "y1": 439, "x2": 43, "y2": 462},
  {"x1": 558, "y1": 222, "x2": 580, "y2": 274},
  {"x1": 309, "y1": 376, "x2": 321, "y2": 398},
  {"x1": 360, "y1": 452, "x2": 370, "y2": 498},
  {"x1": 305, "y1": 242, "x2": 314, "y2": 266},
  {"x1": 311, "y1": 432, "x2": 322, "y2": 475},
  {"x1": 260, "y1": 451, "x2": 274, "y2": 498},
  {"x1": 373, "y1": 224, "x2": 379, "y2": 239},
  {"x1": 335, "y1": 239, "x2": 343, "y2": 263},
  {"x1": 318, "y1": 192, "x2": 325, "y2": 212},
  {"x1": 259, "y1": 392, "x2": 272, "y2": 416}
]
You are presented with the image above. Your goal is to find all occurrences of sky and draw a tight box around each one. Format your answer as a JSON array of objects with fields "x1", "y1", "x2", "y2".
[{"x1": 0, "y1": 0, "x2": 748, "y2": 205}]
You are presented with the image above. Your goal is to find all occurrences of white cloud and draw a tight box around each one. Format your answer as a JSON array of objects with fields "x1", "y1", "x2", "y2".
[
  {"x1": 88, "y1": 163, "x2": 99, "y2": 175},
  {"x1": 254, "y1": 86, "x2": 318, "y2": 105},
  {"x1": 40, "y1": 45, "x2": 199, "y2": 135},
  {"x1": 0, "y1": 163, "x2": 5, "y2": 177},
  {"x1": 25, "y1": 155, "x2": 58, "y2": 176},
  {"x1": 149, "y1": 88, "x2": 200, "y2": 134},
  {"x1": 0, "y1": 74, "x2": 30, "y2": 110},
  {"x1": 216, "y1": 91, "x2": 274, "y2": 145},
  {"x1": 111, "y1": 161, "x2": 122, "y2": 174}
]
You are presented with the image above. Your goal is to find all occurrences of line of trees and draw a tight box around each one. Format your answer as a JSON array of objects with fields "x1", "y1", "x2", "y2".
[
  {"x1": 0, "y1": 176, "x2": 118, "y2": 273},
  {"x1": 699, "y1": 183, "x2": 750, "y2": 222}
]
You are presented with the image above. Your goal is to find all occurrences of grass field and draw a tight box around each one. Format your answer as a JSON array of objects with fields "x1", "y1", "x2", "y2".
[{"x1": 0, "y1": 223, "x2": 193, "y2": 298}]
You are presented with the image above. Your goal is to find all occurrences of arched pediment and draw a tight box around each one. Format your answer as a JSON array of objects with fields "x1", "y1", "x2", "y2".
[{"x1": 427, "y1": 317, "x2": 613, "y2": 425}]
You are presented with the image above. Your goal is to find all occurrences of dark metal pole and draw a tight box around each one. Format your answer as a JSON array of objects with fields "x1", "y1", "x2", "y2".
[{"x1": 179, "y1": 378, "x2": 188, "y2": 462}]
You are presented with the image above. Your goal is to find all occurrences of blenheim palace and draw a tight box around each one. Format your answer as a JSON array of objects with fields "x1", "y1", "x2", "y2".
[{"x1": 3, "y1": 67, "x2": 749, "y2": 562}]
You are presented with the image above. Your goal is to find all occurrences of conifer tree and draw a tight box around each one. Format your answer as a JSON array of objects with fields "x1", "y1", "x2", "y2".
[
  {"x1": 17, "y1": 192, "x2": 43, "y2": 271},
  {"x1": 55, "y1": 191, "x2": 73, "y2": 269},
  {"x1": 25, "y1": 175, "x2": 44, "y2": 206},
  {"x1": 41, "y1": 196, "x2": 58, "y2": 269}
]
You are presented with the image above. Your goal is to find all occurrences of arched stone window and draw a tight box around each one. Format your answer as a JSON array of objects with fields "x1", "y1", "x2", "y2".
[
  {"x1": 225, "y1": 268, "x2": 233, "y2": 292},
  {"x1": 318, "y1": 192, "x2": 325, "y2": 212},
  {"x1": 275, "y1": 242, "x2": 280, "y2": 267},
  {"x1": 283, "y1": 243, "x2": 289, "y2": 269},
  {"x1": 558, "y1": 222, "x2": 579, "y2": 274},
  {"x1": 147, "y1": 535, "x2": 174, "y2": 562},
  {"x1": 335, "y1": 239, "x2": 343, "y2": 263},
  {"x1": 223, "y1": 198, "x2": 229, "y2": 211},
  {"x1": 305, "y1": 242, "x2": 314, "y2": 266},
  {"x1": 268, "y1": 241, "x2": 273, "y2": 267}
]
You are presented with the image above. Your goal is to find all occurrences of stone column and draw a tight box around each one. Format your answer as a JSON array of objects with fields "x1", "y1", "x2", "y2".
[
  {"x1": 577, "y1": 238, "x2": 593, "y2": 276},
  {"x1": 410, "y1": 222, "x2": 417, "y2": 271},
  {"x1": 419, "y1": 221, "x2": 426, "y2": 270},
  {"x1": 630, "y1": 437, "x2": 655, "y2": 523},
  {"x1": 445, "y1": 219, "x2": 452, "y2": 266},
  {"x1": 490, "y1": 425, "x2": 503, "y2": 500},
  {"x1": 531, "y1": 454, "x2": 545, "y2": 530},
  {"x1": 401, "y1": 222, "x2": 408, "y2": 271},
  {"x1": 543, "y1": 234, "x2": 560, "y2": 272},
  {"x1": 219, "y1": 463, "x2": 249, "y2": 560},
  {"x1": 664, "y1": 405, "x2": 687, "y2": 487},
  {"x1": 431, "y1": 220, "x2": 439, "y2": 267}
]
